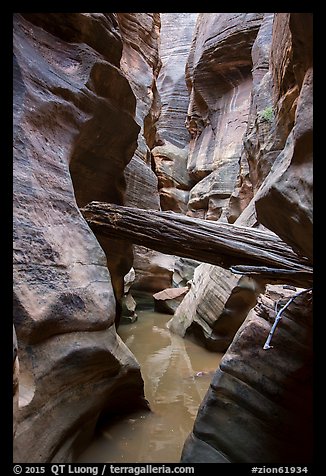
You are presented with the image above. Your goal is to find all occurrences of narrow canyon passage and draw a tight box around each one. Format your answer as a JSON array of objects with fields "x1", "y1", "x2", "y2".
[
  {"x1": 13, "y1": 12, "x2": 313, "y2": 465},
  {"x1": 77, "y1": 297, "x2": 222, "y2": 463}
]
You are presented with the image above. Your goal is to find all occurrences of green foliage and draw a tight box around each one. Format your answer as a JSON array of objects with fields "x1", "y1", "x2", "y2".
[{"x1": 260, "y1": 106, "x2": 274, "y2": 123}]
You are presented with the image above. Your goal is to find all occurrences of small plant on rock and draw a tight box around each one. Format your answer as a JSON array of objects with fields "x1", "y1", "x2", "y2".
[{"x1": 260, "y1": 106, "x2": 274, "y2": 123}]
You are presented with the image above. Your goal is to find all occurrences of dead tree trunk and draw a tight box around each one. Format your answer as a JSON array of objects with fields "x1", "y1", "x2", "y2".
[{"x1": 80, "y1": 202, "x2": 312, "y2": 287}]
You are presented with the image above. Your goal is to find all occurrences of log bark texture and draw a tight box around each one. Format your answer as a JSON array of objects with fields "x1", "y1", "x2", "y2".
[{"x1": 80, "y1": 202, "x2": 312, "y2": 287}]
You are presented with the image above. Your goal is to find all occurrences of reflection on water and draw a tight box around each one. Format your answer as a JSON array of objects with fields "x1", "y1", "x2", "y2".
[{"x1": 77, "y1": 310, "x2": 223, "y2": 463}]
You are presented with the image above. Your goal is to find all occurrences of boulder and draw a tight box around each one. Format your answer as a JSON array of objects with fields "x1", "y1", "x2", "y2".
[
  {"x1": 172, "y1": 257, "x2": 200, "y2": 288},
  {"x1": 121, "y1": 293, "x2": 138, "y2": 324},
  {"x1": 153, "y1": 286, "x2": 189, "y2": 315},
  {"x1": 123, "y1": 267, "x2": 136, "y2": 294},
  {"x1": 168, "y1": 266, "x2": 264, "y2": 352}
]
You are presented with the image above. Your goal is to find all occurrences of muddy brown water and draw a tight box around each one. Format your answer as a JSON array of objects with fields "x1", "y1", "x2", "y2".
[{"x1": 77, "y1": 304, "x2": 223, "y2": 463}]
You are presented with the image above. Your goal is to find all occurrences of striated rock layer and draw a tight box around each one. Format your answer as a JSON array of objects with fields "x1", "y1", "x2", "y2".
[
  {"x1": 228, "y1": 13, "x2": 275, "y2": 221},
  {"x1": 13, "y1": 13, "x2": 148, "y2": 463},
  {"x1": 166, "y1": 13, "x2": 266, "y2": 352},
  {"x1": 167, "y1": 14, "x2": 273, "y2": 352},
  {"x1": 181, "y1": 289, "x2": 313, "y2": 463},
  {"x1": 168, "y1": 266, "x2": 264, "y2": 352},
  {"x1": 118, "y1": 13, "x2": 176, "y2": 295},
  {"x1": 152, "y1": 142, "x2": 194, "y2": 213},
  {"x1": 181, "y1": 13, "x2": 313, "y2": 463},
  {"x1": 118, "y1": 12, "x2": 161, "y2": 209},
  {"x1": 156, "y1": 13, "x2": 198, "y2": 148},
  {"x1": 254, "y1": 14, "x2": 313, "y2": 261},
  {"x1": 185, "y1": 13, "x2": 263, "y2": 220}
]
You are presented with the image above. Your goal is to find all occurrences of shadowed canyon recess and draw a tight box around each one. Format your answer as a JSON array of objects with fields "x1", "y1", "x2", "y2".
[{"x1": 13, "y1": 12, "x2": 313, "y2": 464}]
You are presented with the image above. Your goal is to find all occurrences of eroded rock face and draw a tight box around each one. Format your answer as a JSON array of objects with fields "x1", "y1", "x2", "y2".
[
  {"x1": 152, "y1": 142, "x2": 194, "y2": 213},
  {"x1": 230, "y1": 13, "x2": 313, "y2": 260},
  {"x1": 180, "y1": 13, "x2": 313, "y2": 464},
  {"x1": 13, "y1": 13, "x2": 147, "y2": 463},
  {"x1": 172, "y1": 257, "x2": 200, "y2": 288},
  {"x1": 255, "y1": 14, "x2": 313, "y2": 261},
  {"x1": 168, "y1": 265, "x2": 264, "y2": 352},
  {"x1": 131, "y1": 247, "x2": 175, "y2": 293},
  {"x1": 13, "y1": 326, "x2": 19, "y2": 438},
  {"x1": 228, "y1": 13, "x2": 274, "y2": 221},
  {"x1": 117, "y1": 13, "x2": 176, "y2": 296},
  {"x1": 181, "y1": 288, "x2": 313, "y2": 463},
  {"x1": 232, "y1": 13, "x2": 313, "y2": 260},
  {"x1": 165, "y1": 14, "x2": 265, "y2": 350},
  {"x1": 118, "y1": 12, "x2": 161, "y2": 201},
  {"x1": 156, "y1": 13, "x2": 198, "y2": 148},
  {"x1": 185, "y1": 13, "x2": 263, "y2": 219}
]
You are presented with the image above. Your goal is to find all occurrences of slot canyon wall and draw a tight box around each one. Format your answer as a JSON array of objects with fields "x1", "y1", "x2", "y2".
[
  {"x1": 117, "y1": 13, "x2": 176, "y2": 294},
  {"x1": 13, "y1": 13, "x2": 156, "y2": 463},
  {"x1": 179, "y1": 13, "x2": 313, "y2": 463},
  {"x1": 13, "y1": 12, "x2": 313, "y2": 464}
]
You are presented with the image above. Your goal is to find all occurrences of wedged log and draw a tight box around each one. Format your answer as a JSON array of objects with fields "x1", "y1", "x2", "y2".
[{"x1": 80, "y1": 202, "x2": 312, "y2": 287}]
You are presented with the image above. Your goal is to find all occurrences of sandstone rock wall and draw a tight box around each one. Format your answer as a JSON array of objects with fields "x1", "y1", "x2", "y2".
[
  {"x1": 228, "y1": 13, "x2": 274, "y2": 221},
  {"x1": 151, "y1": 142, "x2": 194, "y2": 213},
  {"x1": 13, "y1": 13, "x2": 148, "y2": 463},
  {"x1": 185, "y1": 13, "x2": 263, "y2": 220},
  {"x1": 156, "y1": 13, "x2": 198, "y2": 148},
  {"x1": 117, "y1": 13, "x2": 176, "y2": 294},
  {"x1": 231, "y1": 13, "x2": 313, "y2": 257},
  {"x1": 147, "y1": 14, "x2": 197, "y2": 221},
  {"x1": 181, "y1": 13, "x2": 313, "y2": 463},
  {"x1": 181, "y1": 288, "x2": 313, "y2": 463},
  {"x1": 167, "y1": 13, "x2": 264, "y2": 350},
  {"x1": 254, "y1": 14, "x2": 313, "y2": 261},
  {"x1": 118, "y1": 12, "x2": 161, "y2": 210},
  {"x1": 13, "y1": 11, "x2": 313, "y2": 465}
]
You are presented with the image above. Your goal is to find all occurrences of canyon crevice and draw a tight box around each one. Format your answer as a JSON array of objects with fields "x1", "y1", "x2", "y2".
[{"x1": 13, "y1": 12, "x2": 313, "y2": 464}]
